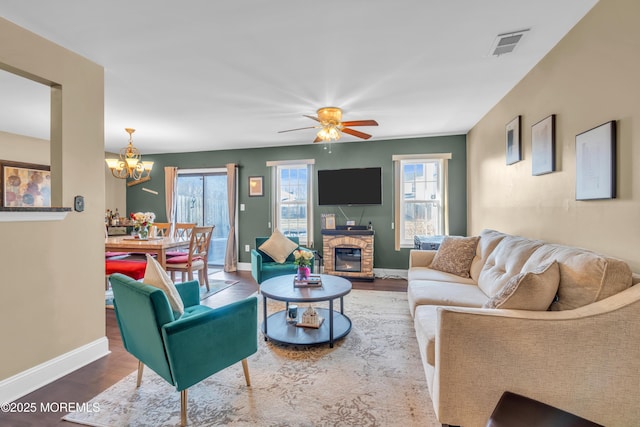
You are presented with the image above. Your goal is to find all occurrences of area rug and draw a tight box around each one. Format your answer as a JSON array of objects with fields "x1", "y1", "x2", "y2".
[
  {"x1": 106, "y1": 279, "x2": 239, "y2": 308},
  {"x1": 199, "y1": 279, "x2": 239, "y2": 300},
  {"x1": 67, "y1": 290, "x2": 438, "y2": 426}
]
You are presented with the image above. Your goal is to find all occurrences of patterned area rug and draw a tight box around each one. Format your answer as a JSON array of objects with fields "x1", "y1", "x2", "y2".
[
  {"x1": 198, "y1": 279, "x2": 239, "y2": 300},
  {"x1": 105, "y1": 277, "x2": 237, "y2": 308},
  {"x1": 67, "y1": 290, "x2": 438, "y2": 426}
]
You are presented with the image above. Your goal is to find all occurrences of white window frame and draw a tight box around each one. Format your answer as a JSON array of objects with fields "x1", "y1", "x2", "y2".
[
  {"x1": 393, "y1": 153, "x2": 451, "y2": 250},
  {"x1": 266, "y1": 159, "x2": 315, "y2": 247}
]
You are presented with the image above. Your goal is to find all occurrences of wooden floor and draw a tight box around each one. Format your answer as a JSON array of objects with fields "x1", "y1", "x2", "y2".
[{"x1": 1, "y1": 270, "x2": 406, "y2": 426}]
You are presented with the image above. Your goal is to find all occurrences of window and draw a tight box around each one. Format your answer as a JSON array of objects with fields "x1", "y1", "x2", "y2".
[
  {"x1": 267, "y1": 159, "x2": 314, "y2": 247},
  {"x1": 393, "y1": 154, "x2": 451, "y2": 249}
]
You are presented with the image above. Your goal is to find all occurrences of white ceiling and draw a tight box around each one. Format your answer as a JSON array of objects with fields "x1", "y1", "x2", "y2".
[{"x1": 0, "y1": 0, "x2": 598, "y2": 155}]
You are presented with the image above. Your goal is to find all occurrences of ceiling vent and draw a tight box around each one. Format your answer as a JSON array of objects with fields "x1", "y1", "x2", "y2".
[{"x1": 489, "y1": 29, "x2": 530, "y2": 56}]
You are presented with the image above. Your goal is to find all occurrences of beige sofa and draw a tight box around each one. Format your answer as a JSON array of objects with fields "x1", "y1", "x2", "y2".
[{"x1": 408, "y1": 229, "x2": 640, "y2": 427}]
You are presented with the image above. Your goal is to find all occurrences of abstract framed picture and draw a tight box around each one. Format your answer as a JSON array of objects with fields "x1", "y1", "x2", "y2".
[
  {"x1": 0, "y1": 160, "x2": 51, "y2": 207},
  {"x1": 531, "y1": 114, "x2": 556, "y2": 175},
  {"x1": 575, "y1": 120, "x2": 616, "y2": 200},
  {"x1": 248, "y1": 176, "x2": 264, "y2": 197},
  {"x1": 505, "y1": 115, "x2": 521, "y2": 165}
]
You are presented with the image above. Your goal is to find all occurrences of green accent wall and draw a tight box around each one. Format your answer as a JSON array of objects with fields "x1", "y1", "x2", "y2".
[{"x1": 127, "y1": 134, "x2": 466, "y2": 270}]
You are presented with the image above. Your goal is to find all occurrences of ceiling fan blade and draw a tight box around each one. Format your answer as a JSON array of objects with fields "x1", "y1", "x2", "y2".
[
  {"x1": 313, "y1": 136, "x2": 322, "y2": 143},
  {"x1": 342, "y1": 127, "x2": 372, "y2": 140},
  {"x1": 303, "y1": 114, "x2": 321, "y2": 122},
  {"x1": 278, "y1": 126, "x2": 318, "y2": 133},
  {"x1": 341, "y1": 120, "x2": 379, "y2": 127}
]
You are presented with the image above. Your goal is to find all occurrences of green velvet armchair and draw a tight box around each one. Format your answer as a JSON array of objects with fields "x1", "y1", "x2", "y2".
[
  {"x1": 109, "y1": 273, "x2": 257, "y2": 426},
  {"x1": 250, "y1": 236, "x2": 314, "y2": 284}
]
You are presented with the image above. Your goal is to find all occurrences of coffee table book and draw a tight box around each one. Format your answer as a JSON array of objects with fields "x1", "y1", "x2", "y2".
[
  {"x1": 293, "y1": 275, "x2": 323, "y2": 288},
  {"x1": 295, "y1": 316, "x2": 324, "y2": 329}
]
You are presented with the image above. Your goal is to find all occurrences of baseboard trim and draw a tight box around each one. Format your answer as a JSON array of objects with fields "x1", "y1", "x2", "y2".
[
  {"x1": 0, "y1": 337, "x2": 110, "y2": 404},
  {"x1": 238, "y1": 262, "x2": 251, "y2": 271},
  {"x1": 373, "y1": 268, "x2": 408, "y2": 279}
]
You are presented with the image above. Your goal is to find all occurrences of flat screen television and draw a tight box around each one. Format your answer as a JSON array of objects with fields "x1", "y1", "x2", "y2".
[{"x1": 317, "y1": 167, "x2": 382, "y2": 205}]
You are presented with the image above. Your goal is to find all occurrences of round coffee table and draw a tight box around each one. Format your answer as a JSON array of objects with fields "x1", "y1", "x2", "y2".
[{"x1": 260, "y1": 274, "x2": 352, "y2": 348}]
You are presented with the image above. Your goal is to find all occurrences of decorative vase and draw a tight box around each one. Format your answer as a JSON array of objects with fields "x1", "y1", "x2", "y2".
[
  {"x1": 297, "y1": 266, "x2": 310, "y2": 280},
  {"x1": 138, "y1": 225, "x2": 149, "y2": 239}
]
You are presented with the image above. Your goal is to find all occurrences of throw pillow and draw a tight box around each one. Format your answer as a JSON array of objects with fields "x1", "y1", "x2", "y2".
[
  {"x1": 483, "y1": 261, "x2": 560, "y2": 310},
  {"x1": 258, "y1": 228, "x2": 298, "y2": 264},
  {"x1": 143, "y1": 254, "x2": 185, "y2": 315},
  {"x1": 429, "y1": 235, "x2": 480, "y2": 278}
]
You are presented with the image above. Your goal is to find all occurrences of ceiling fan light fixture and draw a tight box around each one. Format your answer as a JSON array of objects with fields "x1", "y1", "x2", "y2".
[{"x1": 317, "y1": 125, "x2": 341, "y2": 142}]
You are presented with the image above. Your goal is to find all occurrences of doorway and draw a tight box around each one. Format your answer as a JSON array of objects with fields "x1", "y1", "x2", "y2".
[{"x1": 176, "y1": 169, "x2": 229, "y2": 266}]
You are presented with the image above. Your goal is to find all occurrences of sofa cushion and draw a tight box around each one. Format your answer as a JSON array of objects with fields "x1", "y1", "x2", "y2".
[
  {"x1": 408, "y1": 280, "x2": 488, "y2": 316},
  {"x1": 478, "y1": 235, "x2": 544, "y2": 298},
  {"x1": 429, "y1": 236, "x2": 480, "y2": 278},
  {"x1": 414, "y1": 305, "x2": 439, "y2": 366},
  {"x1": 143, "y1": 254, "x2": 185, "y2": 316},
  {"x1": 469, "y1": 229, "x2": 508, "y2": 282},
  {"x1": 258, "y1": 228, "x2": 298, "y2": 263},
  {"x1": 522, "y1": 244, "x2": 633, "y2": 311},
  {"x1": 408, "y1": 267, "x2": 476, "y2": 285},
  {"x1": 484, "y1": 261, "x2": 560, "y2": 310}
]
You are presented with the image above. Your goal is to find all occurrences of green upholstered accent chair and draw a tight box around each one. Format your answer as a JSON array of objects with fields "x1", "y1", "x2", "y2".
[
  {"x1": 109, "y1": 273, "x2": 258, "y2": 426},
  {"x1": 250, "y1": 236, "x2": 314, "y2": 284}
]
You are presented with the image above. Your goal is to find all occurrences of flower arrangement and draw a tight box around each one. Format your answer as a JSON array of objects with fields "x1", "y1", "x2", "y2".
[
  {"x1": 293, "y1": 249, "x2": 313, "y2": 267},
  {"x1": 130, "y1": 211, "x2": 155, "y2": 229}
]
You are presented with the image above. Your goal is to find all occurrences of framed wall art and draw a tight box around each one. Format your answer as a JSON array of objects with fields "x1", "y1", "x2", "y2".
[
  {"x1": 248, "y1": 176, "x2": 264, "y2": 197},
  {"x1": 531, "y1": 114, "x2": 556, "y2": 175},
  {"x1": 321, "y1": 213, "x2": 336, "y2": 230},
  {"x1": 575, "y1": 120, "x2": 616, "y2": 200},
  {"x1": 505, "y1": 115, "x2": 521, "y2": 165},
  {"x1": 0, "y1": 160, "x2": 51, "y2": 207}
]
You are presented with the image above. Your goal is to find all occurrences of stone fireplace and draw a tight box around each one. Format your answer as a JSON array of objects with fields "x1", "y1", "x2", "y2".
[{"x1": 322, "y1": 229, "x2": 374, "y2": 280}]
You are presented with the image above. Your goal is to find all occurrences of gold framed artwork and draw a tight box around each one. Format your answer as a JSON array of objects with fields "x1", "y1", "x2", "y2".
[
  {"x1": 0, "y1": 160, "x2": 51, "y2": 207},
  {"x1": 248, "y1": 176, "x2": 264, "y2": 197}
]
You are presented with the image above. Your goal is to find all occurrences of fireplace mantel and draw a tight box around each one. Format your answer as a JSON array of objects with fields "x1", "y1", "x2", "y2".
[{"x1": 321, "y1": 228, "x2": 374, "y2": 236}]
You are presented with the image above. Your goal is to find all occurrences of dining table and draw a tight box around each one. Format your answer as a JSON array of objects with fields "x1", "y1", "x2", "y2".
[{"x1": 105, "y1": 235, "x2": 190, "y2": 269}]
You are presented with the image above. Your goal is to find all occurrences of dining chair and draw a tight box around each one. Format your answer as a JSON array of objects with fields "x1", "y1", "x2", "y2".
[
  {"x1": 174, "y1": 223, "x2": 196, "y2": 241},
  {"x1": 153, "y1": 222, "x2": 171, "y2": 237},
  {"x1": 166, "y1": 223, "x2": 197, "y2": 257},
  {"x1": 109, "y1": 272, "x2": 257, "y2": 426},
  {"x1": 166, "y1": 226, "x2": 214, "y2": 290}
]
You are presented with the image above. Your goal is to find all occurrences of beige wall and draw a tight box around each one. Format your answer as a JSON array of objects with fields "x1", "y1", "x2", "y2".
[
  {"x1": 467, "y1": 0, "x2": 640, "y2": 271},
  {"x1": 0, "y1": 18, "x2": 105, "y2": 379},
  {"x1": 105, "y1": 152, "x2": 127, "y2": 218},
  {"x1": 0, "y1": 131, "x2": 50, "y2": 165}
]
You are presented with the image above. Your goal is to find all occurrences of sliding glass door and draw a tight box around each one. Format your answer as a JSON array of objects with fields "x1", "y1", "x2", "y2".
[{"x1": 176, "y1": 170, "x2": 229, "y2": 266}]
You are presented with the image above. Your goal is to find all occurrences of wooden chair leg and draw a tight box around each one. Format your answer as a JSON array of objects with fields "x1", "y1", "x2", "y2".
[
  {"x1": 180, "y1": 389, "x2": 187, "y2": 426},
  {"x1": 241, "y1": 358, "x2": 251, "y2": 387},
  {"x1": 136, "y1": 361, "x2": 144, "y2": 387},
  {"x1": 203, "y1": 266, "x2": 210, "y2": 291}
]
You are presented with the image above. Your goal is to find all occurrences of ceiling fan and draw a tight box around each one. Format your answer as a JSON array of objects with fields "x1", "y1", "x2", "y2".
[{"x1": 278, "y1": 107, "x2": 378, "y2": 143}]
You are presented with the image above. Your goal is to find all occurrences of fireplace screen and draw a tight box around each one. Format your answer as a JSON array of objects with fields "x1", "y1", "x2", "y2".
[{"x1": 334, "y1": 247, "x2": 362, "y2": 272}]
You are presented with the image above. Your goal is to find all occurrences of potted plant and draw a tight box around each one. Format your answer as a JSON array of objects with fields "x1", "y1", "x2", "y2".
[{"x1": 293, "y1": 249, "x2": 313, "y2": 280}]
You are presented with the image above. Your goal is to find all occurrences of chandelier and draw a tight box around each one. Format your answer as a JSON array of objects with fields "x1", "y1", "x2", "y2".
[{"x1": 105, "y1": 128, "x2": 153, "y2": 180}]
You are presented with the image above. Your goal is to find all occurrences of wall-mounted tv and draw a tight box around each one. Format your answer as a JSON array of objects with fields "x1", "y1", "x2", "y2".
[{"x1": 317, "y1": 167, "x2": 382, "y2": 206}]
